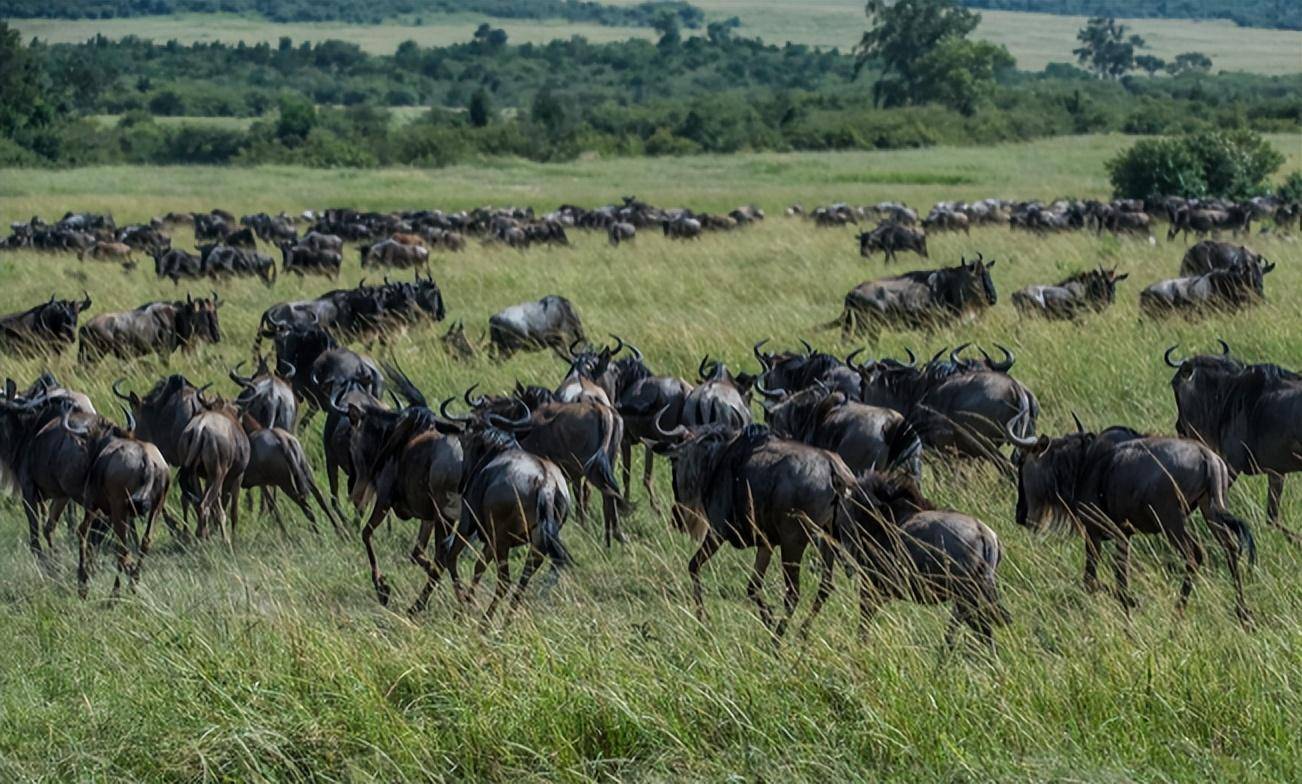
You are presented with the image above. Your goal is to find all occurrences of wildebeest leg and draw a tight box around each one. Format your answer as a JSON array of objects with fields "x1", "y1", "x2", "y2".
[
  {"x1": 602, "y1": 494, "x2": 625, "y2": 547},
  {"x1": 796, "y1": 540, "x2": 836, "y2": 640},
  {"x1": 745, "y1": 544, "x2": 775, "y2": 632},
  {"x1": 1169, "y1": 525, "x2": 1204, "y2": 615},
  {"x1": 576, "y1": 480, "x2": 591, "y2": 527},
  {"x1": 1265, "y1": 473, "x2": 1302, "y2": 545},
  {"x1": 264, "y1": 489, "x2": 290, "y2": 536},
  {"x1": 408, "y1": 515, "x2": 445, "y2": 615},
  {"x1": 141, "y1": 500, "x2": 162, "y2": 556},
  {"x1": 508, "y1": 548, "x2": 546, "y2": 614},
  {"x1": 306, "y1": 473, "x2": 347, "y2": 537},
  {"x1": 857, "y1": 572, "x2": 881, "y2": 640},
  {"x1": 361, "y1": 506, "x2": 392, "y2": 606},
  {"x1": 774, "y1": 540, "x2": 808, "y2": 639},
  {"x1": 325, "y1": 450, "x2": 349, "y2": 523},
  {"x1": 483, "y1": 554, "x2": 511, "y2": 622},
  {"x1": 43, "y1": 498, "x2": 69, "y2": 553},
  {"x1": 1082, "y1": 531, "x2": 1104, "y2": 594},
  {"x1": 621, "y1": 440, "x2": 633, "y2": 505},
  {"x1": 1109, "y1": 536, "x2": 1137, "y2": 614},
  {"x1": 1203, "y1": 510, "x2": 1252, "y2": 623},
  {"x1": 76, "y1": 509, "x2": 96, "y2": 599},
  {"x1": 688, "y1": 533, "x2": 722, "y2": 623},
  {"x1": 109, "y1": 513, "x2": 138, "y2": 596},
  {"x1": 226, "y1": 478, "x2": 243, "y2": 547},
  {"x1": 642, "y1": 445, "x2": 662, "y2": 514}
]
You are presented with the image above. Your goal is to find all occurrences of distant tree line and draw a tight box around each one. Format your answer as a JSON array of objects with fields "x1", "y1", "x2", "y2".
[
  {"x1": 961, "y1": 0, "x2": 1300, "y2": 32},
  {"x1": 1, "y1": 21, "x2": 1298, "y2": 168},
  {"x1": 0, "y1": 0, "x2": 705, "y2": 27}
]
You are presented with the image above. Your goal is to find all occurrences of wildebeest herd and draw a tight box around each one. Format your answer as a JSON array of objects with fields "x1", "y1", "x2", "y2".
[{"x1": 1, "y1": 193, "x2": 1298, "y2": 653}]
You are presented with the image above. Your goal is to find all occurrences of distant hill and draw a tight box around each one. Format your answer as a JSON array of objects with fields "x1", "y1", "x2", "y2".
[{"x1": 961, "y1": 0, "x2": 1300, "y2": 31}]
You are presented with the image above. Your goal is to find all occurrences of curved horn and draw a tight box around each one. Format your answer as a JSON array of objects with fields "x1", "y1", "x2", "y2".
[
  {"x1": 1217, "y1": 338, "x2": 1231, "y2": 356},
  {"x1": 626, "y1": 341, "x2": 644, "y2": 362},
  {"x1": 1005, "y1": 408, "x2": 1041, "y2": 449},
  {"x1": 990, "y1": 343, "x2": 1014, "y2": 372},
  {"x1": 485, "y1": 406, "x2": 532, "y2": 431},
  {"x1": 754, "y1": 375, "x2": 787, "y2": 400},
  {"x1": 112, "y1": 378, "x2": 132, "y2": 403},
  {"x1": 328, "y1": 387, "x2": 350, "y2": 416},
  {"x1": 950, "y1": 343, "x2": 971, "y2": 364},
  {"x1": 900, "y1": 347, "x2": 917, "y2": 367},
  {"x1": 62, "y1": 407, "x2": 89, "y2": 436},
  {"x1": 228, "y1": 361, "x2": 254, "y2": 388},
  {"x1": 439, "y1": 396, "x2": 473, "y2": 424},
  {"x1": 698, "y1": 355, "x2": 714, "y2": 382},
  {"x1": 799, "y1": 338, "x2": 814, "y2": 356},
  {"x1": 607, "y1": 334, "x2": 625, "y2": 356},
  {"x1": 121, "y1": 405, "x2": 136, "y2": 434},
  {"x1": 753, "y1": 339, "x2": 772, "y2": 370},
  {"x1": 463, "y1": 384, "x2": 485, "y2": 409},
  {"x1": 1164, "y1": 345, "x2": 1185, "y2": 369},
  {"x1": 845, "y1": 347, "x2": 867, "y2": 371},
  {"x1": 929, "y1": 347, "x2": 947, "y2": 365},
  {"x1": 1071, "y1": 411, "x2": 1085, "y2": 434},
  {"x1": 653, "y1": 404, "x2": 690, "y2": 441},
  {"x1": 278, "y1": 360, "x2": 296, "y2": 380}
]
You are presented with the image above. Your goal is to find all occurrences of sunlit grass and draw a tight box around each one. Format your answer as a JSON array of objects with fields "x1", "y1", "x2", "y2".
[{"x1": 0, "y1": 139, "x2": 1300, "y2": 781}]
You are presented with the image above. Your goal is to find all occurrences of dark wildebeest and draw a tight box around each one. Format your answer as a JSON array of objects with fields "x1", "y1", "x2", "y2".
[
  {"x1": 1167, "y1": 206, "x2": 1235, "y2": 242},
  {"x1": 78, "y1": 294, "x2": 222, "y2": 361},
  {"x1": 683, "y1": 357, "x2": 755, "y2": 429},
  {"x1": 440, "y1": 424, "x2": 572, "y2": 620},
  {"x1": 858, "y1": 222, "x2": 929, "y2": 263},
  {"x1": 230, "y1": 355, "x2": 297, "y2": 431},
  {"x1": 339, "y1": 367, "x2": 464, "y2": 610},
  {"x1": 662, "y1": 216, "x2": 703, "y2": 239},
  {"x1": 488, "y1": 295, "x2": 585, "y2": 359},
  {"x1": 608, "y1": 221, "x2": 636, "y2": 246},
  {"x1": 0, "y1": 294, "x2": 92, "y2": 357},
  {"x1": 153, "y1": 248, "x2": 204, "y2": 284},
  {"x1": 1178, "y1": 240, "x2": 1267, "y2": 277},
  {"x1": 203, "y1": 245, "x2": 276, "y2": 285},
  {"x1": 756, "y1": 383, "x2": 921, "y2": 480},
  {"x1": 70, "y1": 407, "x2": 171, "y2": 598},
  {"x1": 1139, "y1": 259, "x2": 1274, "y2": 318},
  {"x1": 653, "y1": 420, "x2": 856, "y2": 640},
  {"x1": 1165, "y1": 343, "x2": 1302, "y2": 545},
  {"x1": 260, "y1": 319, "x2": 382, "y2": 414},
  {"x1": 1011, "y1": 267, "x2": 1128, "y2": 320},
  {"x1": 830, "y1": 254, "x2": 997, "y2": 340},
  {"x1": 611, "y1": 345, "x2": 694, "y2": 512},
  {"x1": 279, "y1": 241, "x2": 343, "y2": 278},
  {"x1": 840, "y1": 472, "x2": 1010, "y2": 652},
  {"x1": 554, "y1": 337, "x2": 627, "y2": 407},
  {"x1": 177, "y1": 397, "x2": 251, "y2": 542},
  {"x1": 751, "y1": 339, "x2": 862, "y2": 400},
  {"x1": 854, "y1": 345, "x2": 1036, "y2": 472},
  {"x1": 240, "y1": 416, "x2": 345, "y2": 537},
  {"x1": 1008, "y1": 409, "x2": 1255, "y2": 621},
  {"x1": 13, "y1": 372, "x2": 95, "y2": 416}
]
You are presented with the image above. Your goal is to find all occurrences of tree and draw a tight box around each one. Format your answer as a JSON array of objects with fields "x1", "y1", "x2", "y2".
[
  {"x1": 854, "y1": 0, "x2": 984, "y2": 109},
  {"x1": 276, "y1": 94, "x2": 316, "y2": 145},
  {"x1": 910, "y1": 36, "x2": 1015, "y2": 116},
  {"x1": 1168, "y1": 51, "x2": 1213, "y2": 75},
  {"x1": 1134, "y1": 54, "x2": 1167, "y2": 76},
  {"x1": 468, "y1": 87, "x2": 492, "y2": 128},
  {"x1": 1073, "y1": 17, "x2": 1147, "y2": 79},
  {"x1": 472, "y1": 23, "x2": 508, "y2": 51},
  {"x1": 1108, "y1": 130, "x2": 1283, "y2": 200},
  {"x1": 653, "y1": 12, "x2": 682, "y2": 50},
  {"x1": 0, "y1": 22, "x2": 63, "y2": 157}
]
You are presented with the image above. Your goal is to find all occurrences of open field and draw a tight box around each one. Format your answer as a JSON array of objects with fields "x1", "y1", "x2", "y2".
[
  {"x1": 11, "y1": 4, "x2": 1302, "y2": 74},
  {"x1": 1, "y1": 136, "x2": 1301, "y2": 781}
]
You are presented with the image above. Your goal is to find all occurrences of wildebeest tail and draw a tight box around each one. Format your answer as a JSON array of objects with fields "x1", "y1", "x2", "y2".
[
  {"x1": 1205, "y1": 454, "x2": 1257, "y2": 566},
  {"x1": 884, "y1": 416, "x2": 924, "y2": 475},
  {"x1": 537, "y1": 485, "x2": 572, "y2": 568},
  {"x1": 979, "y1": 537, "x2": 1013, "y2": 627},
  {"x1": 585, "y1": 408, "x2": 630, "y2": 512}
]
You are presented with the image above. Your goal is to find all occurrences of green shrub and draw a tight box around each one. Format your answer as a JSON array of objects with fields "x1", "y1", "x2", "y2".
[
  {"x1": 1107, "y1": 136, "x2": 1207, "y2": 200},
  {"x1": 1107, "y1": 130, "x2": 1283, "y2": 200},
  {"x1": 1278, "y1": 171, "x2": 1302, "y2": 203}
]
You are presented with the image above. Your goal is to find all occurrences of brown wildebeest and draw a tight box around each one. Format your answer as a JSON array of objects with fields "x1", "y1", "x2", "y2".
[
  {"x1": 230, "y1": 356, "x2": 297, "y2": 431},
  {"x1": 178, "y1": 397, "x2": 251, "y2": 542},
  {"x1": 1011, "y1": 267, "x2": 1128, "y2": 320},
  {"x1": 0, "y1": 293, "x2": 92, "y2": 357},
  {"x1": 840, "y1": 472, "x2": 1010, "y2": 651},
  {"x1": 240, "y1": 415, "x2": 345, "y2": 537},
  {"x1": 79, "y1": 293, "x2": 222, "y2": 361},
  {"x1": 440, "y1": 320, "x2": 478, "y2": 360},
  {"x1": 654, "y1": 418, "x2": 856, "y2": 640},
  {"x1": 442, "y1": 424, "x2": 572, "y2": 620},
  {"x1": 830, "y1": 254, "x2": 997, "y2": 340},
  {"x1": 68, "y1": 407, "x2": 170, "y2": 598},
  {"x1": 1008, "y1": 409, "x2": 1255, "y2": 621},
  {"x1": 683, "y1": 356, "x2": 754, "y2": 430},
  {"x1": 80, "y1": 240, "x2": 136, "y2": 267},
  {"x1": 1165, "y1": 343, "x2": 1302, "y2": 545}
]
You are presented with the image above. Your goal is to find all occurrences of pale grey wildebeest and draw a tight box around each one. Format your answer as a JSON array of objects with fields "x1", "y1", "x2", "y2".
[
  {"x1": 1011, "y1": 267, "x2": 1127, "y2": 320},
  {"x1": 489, "y1": 295, "x2": 585, "y2": 358},
  {"x1": 1165, "y1": 342, "x2": 1302, "y2": 545},
  {"x1": 1008, "y1": 408, "x2": 1256, "y2": 622},
  {"x1": 839, "y1": 471, "x2": 1010, "y2": 652},
  {"x1": 1139, "y1": 258, "x2": 1273, "y2": 318},
  {"x1": 654, "y1": 418, "x2": 856, "y2": 640}
]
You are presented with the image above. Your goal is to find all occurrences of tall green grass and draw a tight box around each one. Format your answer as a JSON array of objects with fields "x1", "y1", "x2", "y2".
[{"x1": 0, "y1": 139, "x2": 1300, "y2": 781}]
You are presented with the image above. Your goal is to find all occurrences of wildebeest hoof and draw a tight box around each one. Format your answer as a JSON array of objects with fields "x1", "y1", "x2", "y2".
[
  {"x1": 1236, "y1": 606, "x2": 1254, "y2": 627},
  {"x1": 375, "y1": 579, "x2": 392, "y2": 606},
  {"x1": 77, "y1": 582, "x2": 89, "y2": 600}
]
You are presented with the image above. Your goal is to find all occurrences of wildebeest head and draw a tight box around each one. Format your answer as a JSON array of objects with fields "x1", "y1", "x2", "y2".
[
  {"x1": 1164, "y1": 340, "x2": 1298, "y2": 441},
  {"x1": 176, "y1": 292, "x2": 222, "y2": 347},
  {"x1": 410, "y1": 273, "x2": 446, "y2": 321},
  {"x1": 30, "y1": 293, "x2": 93, "y2": 346},
  {"x1": 949, "y1": 253, "x2": 998, "y2": 308}
]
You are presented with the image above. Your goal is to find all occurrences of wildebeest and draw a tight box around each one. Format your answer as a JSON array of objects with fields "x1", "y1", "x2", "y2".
[
  {"x1": 756, "y1": 383, "x2": 921, "y2": 479},
  {"x1": 153, "y1": 248, "x2": 204, "y2": 283},
  {"x1": 921, "y1": 209, "x2": 969, "y2": 235},
  {"x1": 751, "y1": 339, "x2": 862, "y2": 400},
  {"x1": 854, "y1": 346, "x2": 1036, "y2": 471},
  {"x1": 69, "y1": 407, "x2": 170, "y2": 598},
  {"x1": 201, "y1": 244, "x2": 276, "y2": 285},
  {"x1": 230, "y1": 356, "x2": 297, "y2": 431},
  {"x1": 1178, "y1": 240, "x2": 1267, "y2": 277},
  {"x1": 177, "y1": 397, "x2": 251, "y2": 542},
  {"x1": 1011, "y1": 267, "x2": 1127, "y2": 320},
  {"x1": 1139, "y1": 259, "x2": 1274, "y2": 318},
  {"x1": 662, "y1": 216, "x2": 703, "y2": 239},
  {"x1": 1167, "y1": 206, "x2": 1236, "y2": 242},
  {"x1": 279, "y1": 241, "x2": 343, "y2": 278},
  {"x1": 608, "y1": 344, "x2": 693, "y2": 510},
  {"x1": 840, "y1": 472, "x2": 1010, "y2": 651},
  {"x1": 608, "y1": 221, "x2": 636, "y2": 246},
  {"x1": 857, "y1": 222, "x2": 929, "y2": 263},
  {"x1": 830, "y1": 254, "x2": 998, "y2": 340},
  {"x1": 78, "y1": 294, "x2": 223, "y2": 361},
  {"x1": 0, "y1": 293, "x2": 92, "y2": 357},
  {"x1": 488, "y1": 295, "x2": 585, "y2": 358},
  {"x1": 80, "y1": 241, "x2": 137, "y2": 268},
  {"x1": 441, "y1": 424, "x2": 572, "y2": 619},
  {"x1": 261, "y1": 318, "x2": 382, "y2": 413},
  {"x1": 1165, "y1": 343, "x2": 1302, "y2": 544},
  {"x1": 1008, "y1": 411, "x2": 1255, "y2": 621},
  {"x1": 683, "y1": 357, "x2": 754, "y2": 430},
  {"x1": 654, "y1": 421, "x2": 856, "y2": 639},
  {"x1": 240, "y1": 417, "x2": 344, "y2": 537},
  {"x1": 360, "y1": 239, "x2": 430, "y2": 271}
]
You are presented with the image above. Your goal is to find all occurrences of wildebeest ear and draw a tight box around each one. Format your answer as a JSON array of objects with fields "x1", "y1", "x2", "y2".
[
  {"x1": 1113, "y1": 273, "x2": 1129, "y2": 282},
  {"x1": 985, "y1": 259, "x2": 996, "y2": 269},
  {"x1": 3, "y1": 379, "x2": 14, "y2": 400}
]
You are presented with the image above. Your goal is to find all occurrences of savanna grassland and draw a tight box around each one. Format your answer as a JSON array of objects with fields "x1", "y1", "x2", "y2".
[
  {"x1": 1, "y1": 136, "x2": 1301, "y2": 782},
  {"x1": 12, "y1": 2, "x2": 1302, "y2": 75}
]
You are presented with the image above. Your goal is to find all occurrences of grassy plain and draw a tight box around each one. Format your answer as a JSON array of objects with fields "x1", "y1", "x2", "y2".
[
  {"x1": 11, "y1": 3, "x2": 1302, "y2": 74},
  {"x1": 0, "y1": 136, "x2": 1301, "y2": 781}
]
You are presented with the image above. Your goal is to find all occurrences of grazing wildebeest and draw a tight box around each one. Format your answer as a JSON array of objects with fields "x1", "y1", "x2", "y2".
[
  {"x1": 653, "y1": 420, "x2": 856, "y2": 639},
  {"x1": 339, "y1": 367, "x2": 464, "y2": 610},
  {"x1": 361, "y1": 239, "x2": 430, "y2": 271},
  {"x1": 608, "y1": 221, "x2": 636, "y2": 246},
  {"x1": 1178, "y1": 240, "x2": 1267, "y2": 277},
  {"x1": 921, "y1": 210, "x2": 969, "y2": 235},
  {"x1": 1011, "y1": 267, "x2": 1127, "y2": 319},
  {"x1": 70, "y1": 407, "x2": 171, "y2": 598},
  {"x1": 1139, "y1": 259, "x2": 1274, "y2": 318},
  {"x1": 441, "y1": 424, "x2": 572, "y2": 619},
  {"x1": 683, "y1": 357, "x2": 755, "y2": 429},
  {"x1": 79, "y1": 294, "x2": 222, "y2": 361},
  {"x1": 662, "y1": 216, "x2": 703, "y2": 239},
  {"x1": 279, "y1": 241, "x2": 343, "y2": 278},
  {"x1": 858, "y1": 222, "x2": 929, "y2": 263},
  {"x1": 1008, "y1": 409, "x2": 1255, "y2": 621},
  {"x1": 230, "y1": 355, "x2": 297, "y2": 431},
  {"x1": 0, "y1": 293, "x2": 92, "y2": 357},
  {"x1": 756, "y1": 383, "x2": 921, "y2": 479},
  {"x1": 853, "y1": 346, "x2": 1036, "y2": 471},
  {"x1": 203, "y1": 244, "x2": 276, "y2": 285},
  {"x1": 240, "y1": 416, "x2": 344, "y2": 537},
  {"x1": 840, "y1": 472, "x2": 1009, "y2": 651},
  {"x1": 488, "y1": 295, "x2": 585, "y2": 358},
  {"x1": 1165, "y1": 343, "x2": 1302, "y2": 544},
  {"x1": 177, "y1": 397, "x2": 251, "y2": 542},
  {"x1": 830, "y1": 255, "x2": 998, "y2": 340}
]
